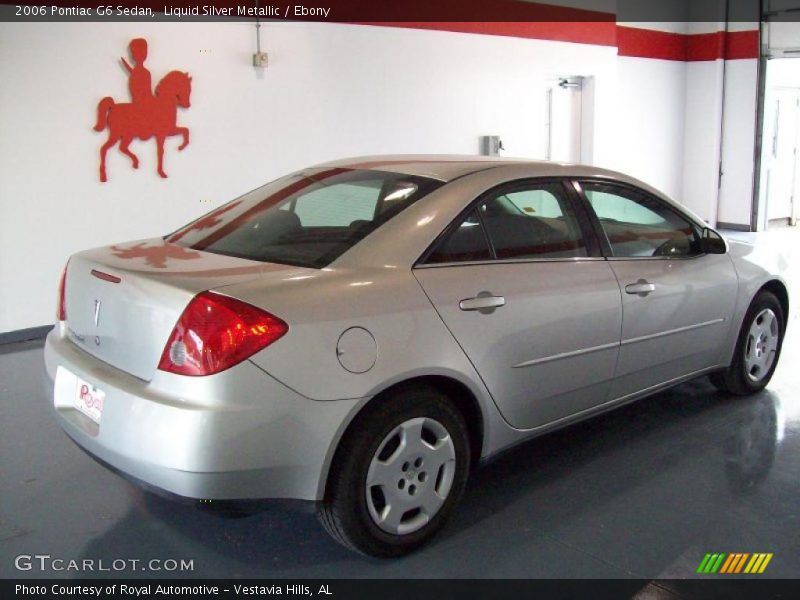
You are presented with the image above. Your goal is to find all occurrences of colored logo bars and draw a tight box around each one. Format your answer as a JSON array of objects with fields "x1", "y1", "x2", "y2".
[{"x1": 697, "y1": 553, "x2": 773, "y2": 574}]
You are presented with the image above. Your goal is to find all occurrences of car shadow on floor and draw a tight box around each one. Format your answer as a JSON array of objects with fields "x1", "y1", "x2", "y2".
[{"x1": 74, "y1": 380, "x2": 781, "y2": 577}]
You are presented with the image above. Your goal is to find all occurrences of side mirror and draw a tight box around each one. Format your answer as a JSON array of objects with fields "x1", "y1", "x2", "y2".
[{"x1": 701, "y1": 227, "x2": 727, "y2": 254}]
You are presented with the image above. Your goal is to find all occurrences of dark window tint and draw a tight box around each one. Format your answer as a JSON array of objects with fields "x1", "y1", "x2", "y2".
[
  {"x1": 426, "y1": 210, "x2": 491, "y2": 264},
  {"x1": 480, "y1": 184, "x2": 587, "y2": 259},
  {"x1": 582, "y1": 182, "x2": 701, "y2": 258},
  {"x1": 168, "y1": 169, "x2": 442, "y2": 268}
]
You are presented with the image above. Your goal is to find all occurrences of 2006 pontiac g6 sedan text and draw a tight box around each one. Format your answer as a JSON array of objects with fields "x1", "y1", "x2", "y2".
[{"x1": 45, "y1": 156, "x2": 789, "y2": 556}]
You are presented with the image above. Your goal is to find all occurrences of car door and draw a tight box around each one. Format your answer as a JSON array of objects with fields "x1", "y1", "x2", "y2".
[
  {"x1": 413, "y1": 180, "x2": 622, "y2": 430},
  {"x1": 574, "y1": 180, "x2": 739, "y2": 399}
]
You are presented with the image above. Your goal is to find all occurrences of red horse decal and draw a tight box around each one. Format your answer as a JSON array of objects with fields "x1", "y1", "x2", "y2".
[{"x1": 94, "y1": 38, "x2": 192, "y2": 182}]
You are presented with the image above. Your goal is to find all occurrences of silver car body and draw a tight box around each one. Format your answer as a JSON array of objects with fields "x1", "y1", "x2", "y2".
[{"x1": 43, "y1": 156, "x2": 789, "y2": 502}]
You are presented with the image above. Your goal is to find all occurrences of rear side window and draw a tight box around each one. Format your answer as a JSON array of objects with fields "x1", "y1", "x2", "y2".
[
  {"x1": 424, "y1": 181, "x2": 587, "y2": 264},
  {"x1": 169, "y1": 169, "x2": 442, "y2": 268},
  {"x1": 426, "y1": 210, "x2": 491, "y2": 264},
  {"x1": 503, "y1": 189, "x2": 566, "y2": 218},
  {"x1": 481, "y1": 185, "x2": 587, "y2": 259}
]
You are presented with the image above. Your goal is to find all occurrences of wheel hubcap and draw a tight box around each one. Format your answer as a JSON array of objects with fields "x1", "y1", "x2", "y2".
[
  {"x1": 365, "y1": 417, "x2": 456, "y2": 535},
  {"x1": 744, "y1": 308, "x2": 779, "y2": 382}
]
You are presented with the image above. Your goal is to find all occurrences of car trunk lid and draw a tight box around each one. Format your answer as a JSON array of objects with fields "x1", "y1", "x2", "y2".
[{"x1": 63, "y1": 238, "x2": 311, "y2": 381}]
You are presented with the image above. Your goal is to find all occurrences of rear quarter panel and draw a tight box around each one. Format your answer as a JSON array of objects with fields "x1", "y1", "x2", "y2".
[{"x1": 220, "y1": 268, "x2": 512, "y2": 456}]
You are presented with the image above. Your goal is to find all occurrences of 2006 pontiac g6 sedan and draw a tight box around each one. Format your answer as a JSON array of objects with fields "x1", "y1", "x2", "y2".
[{"x1": 45, "y1": 156, "x2": 789, "y2": 556}]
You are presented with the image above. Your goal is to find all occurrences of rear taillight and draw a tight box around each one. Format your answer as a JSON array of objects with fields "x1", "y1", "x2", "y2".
[
  {"x1": 57, "y1": 264, "x2": 68, "y2": 321},
  {"x1": 157, "y1": 291, "x2": 288, "y2": 377}
]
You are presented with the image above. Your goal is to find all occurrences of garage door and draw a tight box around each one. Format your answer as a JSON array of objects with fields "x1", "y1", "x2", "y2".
[{"x1": 766, "y1": 1, "x2": 800, "y2": 56}]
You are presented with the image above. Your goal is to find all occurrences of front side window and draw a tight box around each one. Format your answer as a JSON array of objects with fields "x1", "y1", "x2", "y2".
[
  {"x1": 169, "y1": 169, "x2": 442, "y2": 268},
  {"x1": 424, "y1": 181, "x2": 587, "y2": 263},
  {"x1": 581, "y1": 182, "x2": 701, "y2": 258}
]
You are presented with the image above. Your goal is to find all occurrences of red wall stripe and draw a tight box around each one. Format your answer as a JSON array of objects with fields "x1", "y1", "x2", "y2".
[
  {"x1": 358, "y1": 21, "x2": 617, "y2": 47},
  {"x1": 686, "y1": 32, "x2": 725, "y2": 61},
  {"x1": 599, "y1": 25, "x2": 757, "y2": 61},
  {"x1": 724, "y1": 30, "x2": 759, "y2": 60},
  {"x1": 617, "y1": 26, "x2": 687, "y2": 61},
  {"x1": 681, "y1": 30, "x2": 759, "y2": 61},
  {"x1": 363, "y1": 22, "x2": 758, "y2": 61}
]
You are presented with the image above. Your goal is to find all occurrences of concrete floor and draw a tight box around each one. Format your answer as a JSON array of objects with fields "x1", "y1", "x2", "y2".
[{"x1": 1, "y1": 228, "x2": 799, "y2": 579}]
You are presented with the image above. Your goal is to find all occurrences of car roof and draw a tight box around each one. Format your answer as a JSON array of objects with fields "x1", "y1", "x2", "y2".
[
  {"x1": 322, "y1": 155, "x2": 711, "y2": 270},
  {"x1": 316, "y1": 154, "x2": 651, "y2": 187}
]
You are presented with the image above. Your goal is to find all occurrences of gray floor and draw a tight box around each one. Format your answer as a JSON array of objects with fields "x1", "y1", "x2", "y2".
[{"x1": 2, "y1": 228, "x2": 799, "y2": 579}]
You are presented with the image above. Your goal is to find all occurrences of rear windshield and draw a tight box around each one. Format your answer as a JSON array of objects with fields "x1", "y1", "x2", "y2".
[{"x1": 168, "y1": 168, "x2": 443, "y2": 268}]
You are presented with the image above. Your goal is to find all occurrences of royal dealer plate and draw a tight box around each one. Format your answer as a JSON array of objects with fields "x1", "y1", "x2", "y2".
[{"x1": 73, "y1": 376, "x2": 105, "y2": 424}]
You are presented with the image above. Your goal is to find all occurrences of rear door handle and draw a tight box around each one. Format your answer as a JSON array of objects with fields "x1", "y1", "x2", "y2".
[
  {"x1": 459, "y1": 294, "x2": 506, "y2": 313},
  {"x1": 625, "y1": 280, "x2": 656, "y2": 296}
]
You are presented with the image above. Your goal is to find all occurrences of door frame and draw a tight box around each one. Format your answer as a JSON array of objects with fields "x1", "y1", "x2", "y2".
[
  {"x1": 568, "y1": 178, "x2": 713, "y2": 262},
  {"x1": 414, "y1": 177, "x2": 605, "y2": 268}
]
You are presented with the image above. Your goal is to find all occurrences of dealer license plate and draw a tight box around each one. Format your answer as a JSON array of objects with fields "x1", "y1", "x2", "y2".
[{"x1": 73, "y1": 376, "x2": 105, "y2": 424}]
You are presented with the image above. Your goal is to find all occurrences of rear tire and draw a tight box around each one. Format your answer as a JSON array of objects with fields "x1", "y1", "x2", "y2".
[
  {"x1": 710, "y1": 291, "x2": 785, "y2": 396},
  {"x1": 318, "y1": 384, "x2": 471, "y2": 557}
]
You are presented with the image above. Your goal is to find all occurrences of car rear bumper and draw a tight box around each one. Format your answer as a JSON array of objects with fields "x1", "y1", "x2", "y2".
[{"x1": 43, "y1": 326, "x2": 362, "y2": 501}]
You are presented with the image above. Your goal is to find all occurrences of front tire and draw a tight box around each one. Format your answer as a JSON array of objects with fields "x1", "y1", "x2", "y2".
[
  {"x1": 318, "y1": 384, "x2": 471, "y2": 557},
  {"x1": 710, "y1": 291, "x2": 785, "y2": 396}
]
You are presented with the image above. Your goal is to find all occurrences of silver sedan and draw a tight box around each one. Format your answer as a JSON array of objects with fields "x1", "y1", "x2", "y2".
[{"x1": 44, "y1": 156, "x2": 789, "y2": 556}]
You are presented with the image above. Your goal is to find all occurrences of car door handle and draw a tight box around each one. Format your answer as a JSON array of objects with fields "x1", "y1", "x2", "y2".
[
  {"x1": 625, "y1": 280, "x2": 656, "y2": 296},
  {"x1": 459, "y1": 294, "x2": 506, "y2": 313}
]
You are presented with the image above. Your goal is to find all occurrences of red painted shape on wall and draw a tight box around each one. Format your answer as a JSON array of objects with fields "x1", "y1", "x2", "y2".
[{"x1": 94, "y1": 38, "x2": 192, "y2": 182}]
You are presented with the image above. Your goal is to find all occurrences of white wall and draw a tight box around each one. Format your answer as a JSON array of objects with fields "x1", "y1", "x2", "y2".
[
  {"x1": 679, "y1": 19, "x2": 760, "y2": 228},
  {"x1": 681, "y1": 59, "x2": 724, "y2": 223},
  {"x1": 717, "y1": 58, "x2": 759, "y2": 226},
  {"x1": 0, "y1": 21, "x2": 625, "y2": 333},
  {"x1": 681, "y1": 56, "x2": 759, "y2": 228},
  {"x1": 0, "y1": 20, "x2": 749, "y2": 333},
  {"x1": 614, "y1": 56, "x2": 687, "y2": 199}
]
